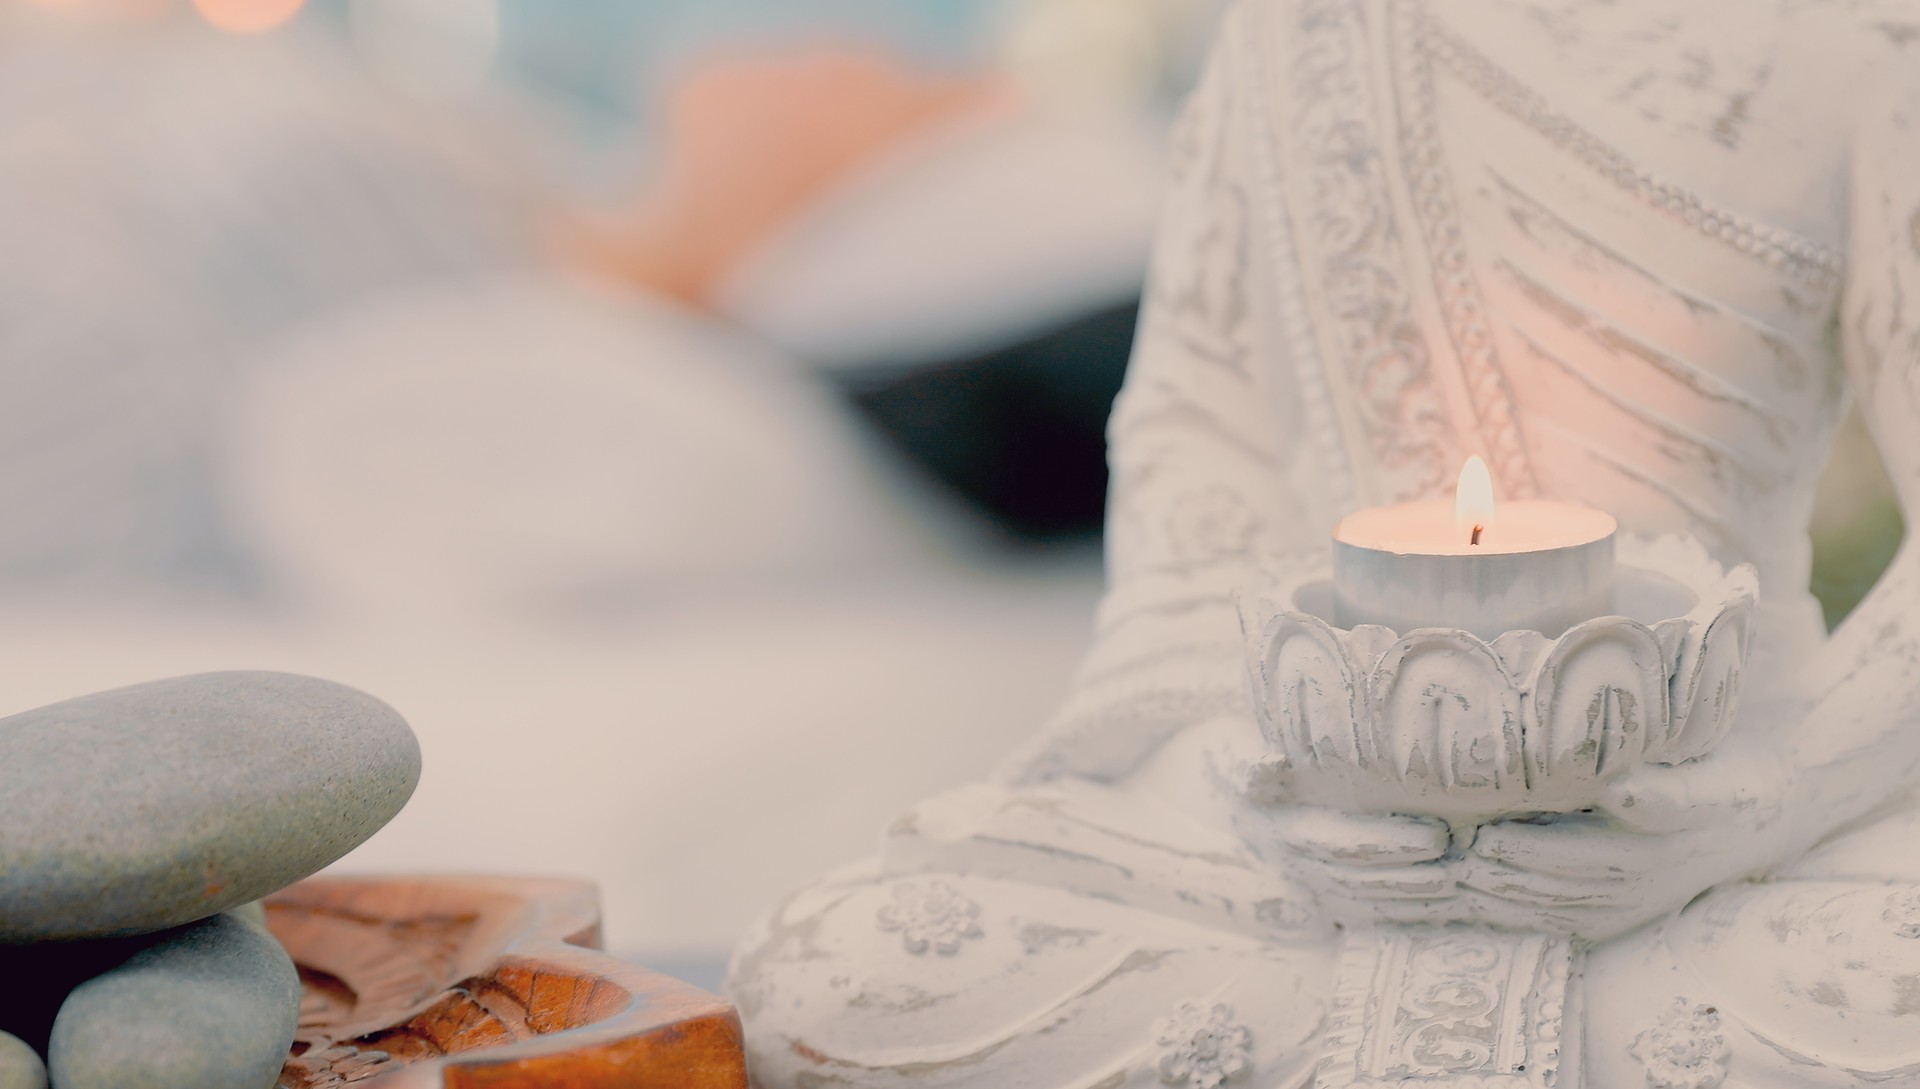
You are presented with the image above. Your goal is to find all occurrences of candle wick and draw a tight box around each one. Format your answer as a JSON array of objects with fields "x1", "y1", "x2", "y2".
[{"x1": 1470, "y1": 524, "x2": 1484, "y2": 547}]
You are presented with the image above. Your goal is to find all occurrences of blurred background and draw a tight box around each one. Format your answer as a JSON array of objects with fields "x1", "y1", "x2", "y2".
[{"x1": 0, "y1": 0, "x2": 1899, "y2": 989}]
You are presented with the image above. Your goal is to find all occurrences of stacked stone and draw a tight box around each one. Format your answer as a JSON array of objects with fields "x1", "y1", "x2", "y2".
[{"x1": 0, "y1": 673, "x2": 421, "y2": 1089}]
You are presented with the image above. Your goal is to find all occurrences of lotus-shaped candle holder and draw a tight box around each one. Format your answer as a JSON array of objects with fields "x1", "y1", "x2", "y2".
[{"x1": 1237, "y1": 535, "x2": 1757, "y2": 822}]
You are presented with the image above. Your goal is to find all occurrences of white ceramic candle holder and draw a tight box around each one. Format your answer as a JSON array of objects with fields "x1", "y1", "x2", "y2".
[{"x1": 1237, "y1": 534, "x2": 1758, "y2": 822}]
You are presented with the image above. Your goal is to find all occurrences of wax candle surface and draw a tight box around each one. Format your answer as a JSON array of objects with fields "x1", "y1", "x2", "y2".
[
  {"x1": 1335, "y1": 501, "x2": 1618, "y2": 557},
  {"x1": 1330, "y1": 459, "x2": 1619, "y2": 638}
]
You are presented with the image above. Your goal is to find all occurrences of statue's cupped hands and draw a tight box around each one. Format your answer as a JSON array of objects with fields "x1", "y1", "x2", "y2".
[{"x1": 1237, "y1": 735, "x2": 1806, "y2": 942}]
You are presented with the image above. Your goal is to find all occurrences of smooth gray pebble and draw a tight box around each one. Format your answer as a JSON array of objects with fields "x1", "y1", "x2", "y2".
[
  {"x1": 0, "y1": 671, "x2": 420, "y2": 941},
  {"x1": 0, "y1": 1032, "x2": 45, "y2": 1089},
  {"x1": 48, "y1": 913, "x2": 300, "y2": 1089}
]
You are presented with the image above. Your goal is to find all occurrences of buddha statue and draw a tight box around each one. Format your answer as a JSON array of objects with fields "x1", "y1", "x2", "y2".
[{"x1": 728, "y1": 1, "x2": 1920, "y2": 1085}]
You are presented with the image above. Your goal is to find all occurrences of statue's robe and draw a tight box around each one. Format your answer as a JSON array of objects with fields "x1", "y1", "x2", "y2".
[{"x1": 730, "y1": 1, "x2": 1920, "y2": 1084}]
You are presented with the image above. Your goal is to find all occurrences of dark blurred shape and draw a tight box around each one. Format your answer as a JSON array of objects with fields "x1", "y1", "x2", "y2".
[{"x1": 838, "y1": 300, "x2": 1138, "y2": 542}]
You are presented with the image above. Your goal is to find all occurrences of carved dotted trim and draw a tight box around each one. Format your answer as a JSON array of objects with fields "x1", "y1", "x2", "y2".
[
  {"x1": 1390, "y1": 0, "x2": 1539, "y2": 500},
  {"x1": 1273, "y1": 0, "x2": 1460, "y2": 503},
  {"x1": 1411, "y1": 5, "x2": 1841, "y2": 289},
  {"x1": 1237, "y1": 3, "x2": 1359, "y2": 513},
  {"x1": 1529, "y1": 937, "x2": 1571, "y2": 1087}
]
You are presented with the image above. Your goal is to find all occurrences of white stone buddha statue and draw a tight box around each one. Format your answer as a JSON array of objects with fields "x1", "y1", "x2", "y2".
[{"x1": 728, "y1": 1, "x2": 1920, "y2": 1085}]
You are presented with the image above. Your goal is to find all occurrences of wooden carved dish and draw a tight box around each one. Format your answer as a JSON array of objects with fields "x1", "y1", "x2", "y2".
[{"x1": 264, "y1": 875, "x2": 746, "y2": 1089}]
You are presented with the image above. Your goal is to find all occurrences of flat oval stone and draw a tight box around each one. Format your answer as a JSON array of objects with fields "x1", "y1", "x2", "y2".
[
  {"x1": 0, "y1": 672, "x2": 419, "y2": 940},
  {"x1": 48, "y1": 913, "x2": 299, "y2": 1089},
  {"x1": 0, "y1": 1032, "x2": 46, "y2": 1089}
]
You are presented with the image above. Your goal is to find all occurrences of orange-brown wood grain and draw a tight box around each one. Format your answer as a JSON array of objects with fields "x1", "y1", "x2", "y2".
[
  {"x1": 443, "y1": 1015, "x2": 748, "y2": 1089},
  {"x1": 266, "y1": 876, "x2": 746, "y2": 1089}
]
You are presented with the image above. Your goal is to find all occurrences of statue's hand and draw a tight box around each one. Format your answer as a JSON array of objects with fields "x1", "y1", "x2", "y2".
[
  {"x1": 1461, "y1": 740, "x2": 1803, "y2": 941},
  {"x1": 1234, "y1": 805, "x2": 1464, "y2": 926}
]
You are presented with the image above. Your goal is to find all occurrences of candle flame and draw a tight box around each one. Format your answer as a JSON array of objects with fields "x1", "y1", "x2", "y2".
[{"x1": 1456, "y1": 455, "x2": 1495, "y2": 544}]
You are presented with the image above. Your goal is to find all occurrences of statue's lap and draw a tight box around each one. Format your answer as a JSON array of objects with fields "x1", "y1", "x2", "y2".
[
  {"x1": 733, "y1": 778, "x2": 1920, "y2": 1087},
  {"x1": 731, "y1": 774, "x2": 1332, "y2": 1087},
  {"x1": 1588, "y1": 802, "x2": 1920, "y2": 1087}
]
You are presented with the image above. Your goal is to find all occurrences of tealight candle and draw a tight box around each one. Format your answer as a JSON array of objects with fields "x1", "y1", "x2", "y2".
[{"x1": 1331, "y1": 457, "x2": 1617, "y2": 639}]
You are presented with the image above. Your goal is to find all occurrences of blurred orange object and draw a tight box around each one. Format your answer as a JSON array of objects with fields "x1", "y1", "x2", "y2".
[
  {"x1": 561, "y1": 48, "x2": 1008, "y2": 310},
  {"x1": 193, "y1": 0, "x2": 305, "y2": 33}
]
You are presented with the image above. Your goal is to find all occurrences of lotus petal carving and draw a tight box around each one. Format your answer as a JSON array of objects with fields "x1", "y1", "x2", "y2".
[
  {"x1": 1369, "y1": 630, "x2": 1522, "y2": 809},
  {"x1": 1238, "y1": 536, "x2": 1757, "y2": 820},
  {"x1": 1252, "y1": 612, "x2": 1362, "y2": 767},
  {"x1": 1528, "y1": 617, "x2": 1668, "y2": 784},
  {"x1": 1664, "y1": 594, "x2": 1753, "y2": 765}
]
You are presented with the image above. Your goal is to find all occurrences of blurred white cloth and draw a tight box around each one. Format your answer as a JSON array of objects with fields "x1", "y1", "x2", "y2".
[{"x1": 230, "y1": 276, "x2": 943, "y2": 626}]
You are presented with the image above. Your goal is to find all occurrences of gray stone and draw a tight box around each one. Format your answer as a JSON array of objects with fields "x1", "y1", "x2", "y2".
[
  {"x1": 0, "y1": 671, "x2": 419, "y2": 941},
  {"x1": 0, "y1": 1032, "x2": 45, "y2": 1089},
  {"x1": 225, "y1": 901, "x2": 267, "y2": 932},
  {"x1": 47, "y1": 913, "x2": 298, "y2": 1089}
]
